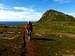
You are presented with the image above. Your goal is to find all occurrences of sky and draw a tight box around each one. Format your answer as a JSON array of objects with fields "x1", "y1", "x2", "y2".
[{"x1": 0, "y1": 0, "x2": 75, "y2": 21}]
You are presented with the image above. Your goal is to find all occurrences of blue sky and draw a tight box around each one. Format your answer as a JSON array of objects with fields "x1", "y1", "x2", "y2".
[{"x1": 0, "y1": 0, "x2": 75, "y2": 21}]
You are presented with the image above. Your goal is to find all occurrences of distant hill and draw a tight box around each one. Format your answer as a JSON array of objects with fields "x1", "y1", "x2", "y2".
[
  {"x1": 32, "y1": 10, "x2": 75, "y2": 56},
  {"x1": 33, "y1": 9, "x2": 75, "y2": 36},
  {"x1": 37, "y1": 9, "x2": 75, "y2": 24}
]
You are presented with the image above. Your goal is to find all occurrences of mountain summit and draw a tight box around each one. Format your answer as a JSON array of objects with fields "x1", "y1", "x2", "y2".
[{"x1": 38, "y1": 9, "x2": 75, "y2": 24}]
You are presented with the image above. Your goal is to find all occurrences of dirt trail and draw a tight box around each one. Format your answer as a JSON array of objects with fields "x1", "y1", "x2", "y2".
[{"x1": 25, "y1": 40, "x2": 37, "y2": 56}]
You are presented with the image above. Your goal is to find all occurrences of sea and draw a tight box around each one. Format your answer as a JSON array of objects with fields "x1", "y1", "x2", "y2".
[{"x1": 0, "y1": 21, "x2": 28, "y2": 26}]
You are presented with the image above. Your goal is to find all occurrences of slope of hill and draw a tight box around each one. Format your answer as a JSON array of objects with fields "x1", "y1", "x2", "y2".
[
  {"x1": 32, "y1": 9, "x2": 75, "y2": 56},
  {"x1": 38, "y1": 9, "x2": 75, "y2": 24},
  {"x1": 33, "y1": 9, "x2": 75, "y2": 37}
]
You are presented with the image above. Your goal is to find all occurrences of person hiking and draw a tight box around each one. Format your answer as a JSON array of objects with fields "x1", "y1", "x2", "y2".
[{"x1": 27, "y1": 21, "x2": 32, "y2": 37}]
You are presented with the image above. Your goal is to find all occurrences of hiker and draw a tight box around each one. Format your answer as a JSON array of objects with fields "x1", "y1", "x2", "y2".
[{"x1": 26, "y1": 21, "x2": 32, "y2": 39}]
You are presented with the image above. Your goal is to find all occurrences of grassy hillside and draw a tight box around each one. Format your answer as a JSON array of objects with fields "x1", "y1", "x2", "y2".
[
  {"x1": 31, "y1": 9, "x2": 75, "y2": 56},
  {"x1": 33, "y1": 9, "x2": 75, "y2": 37},
  {"x1": 38, "y1": 9, "x2": 75, "y2": 23}
]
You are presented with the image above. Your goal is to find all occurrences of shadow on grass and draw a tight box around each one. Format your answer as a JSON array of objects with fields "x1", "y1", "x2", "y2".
[{"x1": 31, "y1": 38, "x2": 56, "y2": 41}]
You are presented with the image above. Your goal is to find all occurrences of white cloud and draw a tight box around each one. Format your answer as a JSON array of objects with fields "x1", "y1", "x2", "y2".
[
  {"x1": 13, "y1": 7, "x2": 28, "y2": 11},
  {"x1": 64, "y1": 12, "x2": 75, "y2": 17},
  {"x1": 0, "y1": 3, "x2": 42, "y2": 21},
  {"x1": 53, "y1": 0, "x2": 71, "y2": 4}
]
